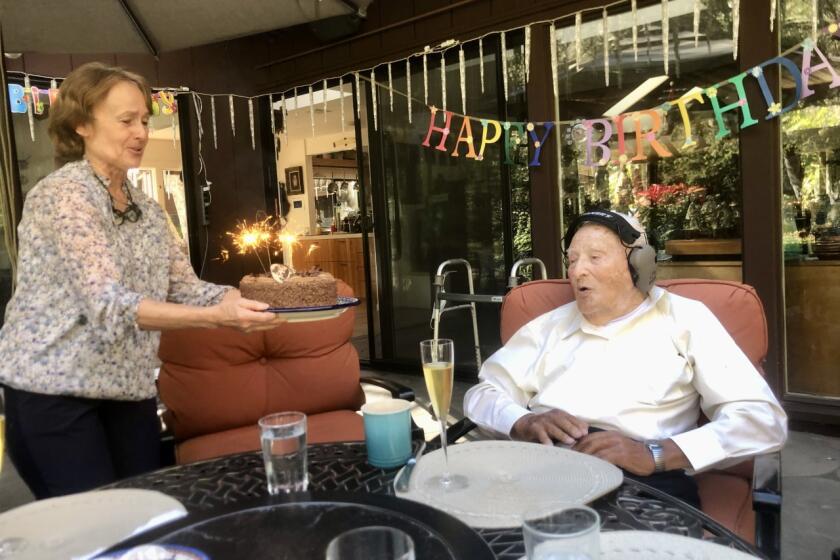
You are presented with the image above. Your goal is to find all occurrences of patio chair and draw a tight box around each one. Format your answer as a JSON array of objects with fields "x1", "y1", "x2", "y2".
[
  {"x1": 156, "y1": 280, "x2": 413, "y2": 465},
  {"x1": 448, "y1": 278, "x2": 782, "y2": 559}
]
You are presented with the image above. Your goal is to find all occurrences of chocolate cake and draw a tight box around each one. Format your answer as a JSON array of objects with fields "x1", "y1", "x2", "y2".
[{"x1": 239, "y1": 269, "x2": 338, "y2": 308}]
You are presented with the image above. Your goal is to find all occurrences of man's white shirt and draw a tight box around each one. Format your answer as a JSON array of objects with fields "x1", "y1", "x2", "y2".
[{"x1": 463, "y1": 286, "x2": 787, "y2": 472}]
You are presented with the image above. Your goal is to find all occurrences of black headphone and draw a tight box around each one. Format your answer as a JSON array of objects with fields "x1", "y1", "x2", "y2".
[{"x1": 561, "y1": 210, "x2": 657, "y2": 294}]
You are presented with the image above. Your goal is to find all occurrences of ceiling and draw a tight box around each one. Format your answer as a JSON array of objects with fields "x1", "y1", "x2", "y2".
[{"x1": 0, "y1": 0, "x2": 371, "y2": 55}]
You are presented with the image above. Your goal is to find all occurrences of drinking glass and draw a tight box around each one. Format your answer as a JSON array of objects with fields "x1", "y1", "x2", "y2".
[
  {"x1": 419, "y1": 339, "x2": 467, "y2": 491},
  {"x1": 326, "y1": 526, "x2": 414, "y2": 560},
  {"x1": 522, "y1": 506, "x2": 600, "y2": 560},
  {"x1": 258, "y1": 411, "x2": 308, "y2": 494}
]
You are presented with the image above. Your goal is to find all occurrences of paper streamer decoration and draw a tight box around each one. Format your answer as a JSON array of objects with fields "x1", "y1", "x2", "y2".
[
  {"x1": 406, "y1": 59, "x2": 412, "y2": 124},
  {"x1": 423, "y1": 52, "x2": 429, "y2": 105},
  {"x1": 602, "y1": 8, "x2": 610, "y2": 86},
  {"x1": 171, "y1": 114, "x2": 177, "y2": 149},
  {"x1": 388, "y1": 62, "x2": 394, "y2": 112},
  {"x1": 733, "y1": 0, "x2": 740, "y2": 60},
  {"x1": 24, "y1": 75, "x2": 34, "y2": 141},
  {"x1": 662, "y1": 0, "x2": 669, "y2": 75},
  {"x1": 291, "y1": 87, "x2": 297, "y2": 111},
  {"x1": 550, "y1": 24, "x2": 559, "y2": 101},
  {"x1": 524, "y1": 25, "x2": 531, "y2": 83},
  {"x1": 229, "y1": 95, "x2": 236, "y2": 137},
  {"x1": 248, "y1": 98, "x2": 255, "y2": 150},
  {"x1": 269, "y1": 94, "x2": 277, "y2": 156},
  {"x1": 281, "y1": 93, "x2": 288, "y2": 143},
  {"x1": 211, "y1": 96, "x2": 218, "y2": 149},
  {"x1": 771, "y1": 0, "x2": 777, "y2": 32},
  {"x1": 575, "y1": 12, "x2": 582, "y2": 71},
  {"x1": 694, "y1": 0, "x2": 701, "y2": 47},
  {"x1": 371, "y1": 69, "x2": 378, "y2": 131},
  {"x1": 459, "y1": 46, "x2": 467, "y2": 114},
  {"x1": 323, "y1": 79, "x2": 328, "y2": 123},
  {"x1": 812, "y1": 0, "x2": 818, "y2": 39},
  {"x1": 632, "y1": 0, "x2": 638, "y2": 60},
  {"x1": 479, "y1": 38, "x2": 485, "y2": 93},
  {"x1": 354, "y1": 73, "x2": 361, "y2": 119},
  {"x1": 441, "y1": 52, "x2": 447, "y2": 112},
  {"x1": 339, "y1": 77, "x2": 346, "y2": 132},
  {"x1": 308, "y1": 85, "x2": 315, "y2": 136},
  {"x1": 501, "y1": 31, "x2": 509, "y2": 101}
]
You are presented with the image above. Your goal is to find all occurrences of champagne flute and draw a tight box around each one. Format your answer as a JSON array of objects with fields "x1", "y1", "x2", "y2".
[{"x1": 420, "y1": 339, "x2": 468, "y2": 491}]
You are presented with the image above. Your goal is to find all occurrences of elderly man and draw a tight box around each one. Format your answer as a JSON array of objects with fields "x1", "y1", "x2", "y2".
[{"x1": 464, "y1": 210, "x2": 787, "y2": 506}]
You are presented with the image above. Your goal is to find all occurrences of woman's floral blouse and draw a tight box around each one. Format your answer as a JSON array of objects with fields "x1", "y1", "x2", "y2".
[{"x1": 0, "y1": 160, "x2": 230, "y2": 400}]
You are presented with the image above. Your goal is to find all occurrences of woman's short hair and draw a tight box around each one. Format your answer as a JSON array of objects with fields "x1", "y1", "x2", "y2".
[{"x1": 48, "y1": 62, "x2": 152, "y2": 166}]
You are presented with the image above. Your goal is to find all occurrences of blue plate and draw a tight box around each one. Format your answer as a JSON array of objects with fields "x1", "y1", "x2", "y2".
[{"x1": 266, "y1": 296, "x2": 361, "y2": 322}]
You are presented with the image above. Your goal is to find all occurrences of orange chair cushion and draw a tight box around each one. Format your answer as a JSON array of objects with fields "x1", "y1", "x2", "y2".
[
  {"x1": 159, "y1": 281, "x2": 365, "y2": 464},
  {"x1": 175, "y1": 410, "x2": 365, "y2": 465},
  {"x1": 695, "y1": 471, "x2": 755, "y2": 543},
  {"x1": 499, "y1": 279, "x2": 767, "y2": 542}
]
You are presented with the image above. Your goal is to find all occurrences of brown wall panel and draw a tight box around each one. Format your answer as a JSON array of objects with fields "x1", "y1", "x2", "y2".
[{"x1": 115, "y1": 53, "x2": 160, "y2": 85}]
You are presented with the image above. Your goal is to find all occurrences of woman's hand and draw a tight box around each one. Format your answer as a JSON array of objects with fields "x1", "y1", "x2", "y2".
[{"x1": 212, "y1": 289, "x2": 286, "y2": 332}]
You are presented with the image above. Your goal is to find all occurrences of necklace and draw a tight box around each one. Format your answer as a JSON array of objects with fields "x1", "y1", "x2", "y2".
[{"x1": 92, "y1": 171, "x2": 143, "y2": 225}]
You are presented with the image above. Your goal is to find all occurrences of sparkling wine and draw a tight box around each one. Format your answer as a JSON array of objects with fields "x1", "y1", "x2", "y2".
[{"x1": 423, "y1": 361, "x2": 453, "y2": 420}]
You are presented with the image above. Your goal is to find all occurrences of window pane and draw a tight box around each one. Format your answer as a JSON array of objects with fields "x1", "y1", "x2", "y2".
[
  {"x1": 554, "y1": 0, "x2": 742, "y2": 280},
  {"x1": 780, "y1": 0, "x2": 840, "y2": 398}
]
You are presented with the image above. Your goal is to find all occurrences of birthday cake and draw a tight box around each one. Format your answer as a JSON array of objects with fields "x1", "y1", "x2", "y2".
[{"x1": 239, "y1": 268, "x2": 338, "y2": 309}]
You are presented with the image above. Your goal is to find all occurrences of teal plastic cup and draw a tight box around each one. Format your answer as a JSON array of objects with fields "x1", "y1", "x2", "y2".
[{"x1": 361, "y1": 399, "x2": 413, "y2": 468}]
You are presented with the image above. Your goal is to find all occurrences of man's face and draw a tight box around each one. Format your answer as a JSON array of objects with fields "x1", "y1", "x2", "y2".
[{"x1": 567, "y1": 223, "x2": 639, "y2": 325}]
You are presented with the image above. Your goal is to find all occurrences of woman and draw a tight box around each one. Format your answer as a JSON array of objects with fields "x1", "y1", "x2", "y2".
[{"x1": 0, "y1": 63, "x2": 284, "y2": 499}]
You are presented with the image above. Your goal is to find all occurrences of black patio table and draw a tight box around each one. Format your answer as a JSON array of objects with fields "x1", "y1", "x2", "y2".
[{"x1": 105, "y1": 441, "x2": 764, "y2": 559}]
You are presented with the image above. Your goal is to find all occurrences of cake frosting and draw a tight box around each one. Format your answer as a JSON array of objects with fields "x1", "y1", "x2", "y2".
[{"x1": 239, "y1": 269, "x2": 338, "y2": 308}]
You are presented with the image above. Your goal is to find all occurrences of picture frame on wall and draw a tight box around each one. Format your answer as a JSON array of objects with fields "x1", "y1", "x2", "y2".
[{"x1": 286, "y1": 166, "x2": 304, "y2": 195}]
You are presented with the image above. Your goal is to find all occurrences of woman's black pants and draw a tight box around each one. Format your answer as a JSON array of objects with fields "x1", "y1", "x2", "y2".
[{"x1": 3, "y1": 385, "x2": 160, "y2": 499}]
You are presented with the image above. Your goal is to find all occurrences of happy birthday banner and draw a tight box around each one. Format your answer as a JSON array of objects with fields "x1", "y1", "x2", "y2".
[{"x1": 420, "y1": 31, "x2": 840, "y2": 168}]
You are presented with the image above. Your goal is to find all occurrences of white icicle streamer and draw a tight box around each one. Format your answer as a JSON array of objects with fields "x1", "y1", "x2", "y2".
[
  {"x1": 423, "y1": 52, "x2": 429, "y2": 105},
  {"x1": 323, "y1": 79, "x2": 328, "y2": 123},
  {"x1": 388, "y1": 62, "x2": 394, "y2": 112},
  {"x1": 550, "y1": 24, "x2": 559, "y2": 102},
  {"x1": 440, "y1": 52, "x2": 447, "y2": 112},
  {"x1": 339, "y1": 77, "x2": 345, "y2": 132},
  {"x1": 694, "y1": 0, "x2": 700, "y2": 47},
  {"x1": 24, "y1": 75, "x2": 34, "y2": 142},
  {"x1": 211, "y1": 96, "x2": 218, "y2": 149},
  {"x1": 281, "y1": 93, "x2": 288, "y2": 143},
  {"x1": 248, "y1": 98, "x2": 255, "y2": 150},
  {"x1": 172, "y1": 114, "x2": 177, "y2": 150},
  {"x1": 524, "y1": 25, "x2": 531, "y2": 83},
  {"x1": 733, "y1": 0, "x2": 740, "y2": 60},
  {"x1": 575, "y1": 12, "x2": 582, "y2": 71},
  {"x1": 662, "y1": 0, "x2": 669, "y2": 75},
  {"x1": 632, "y1": 0, "x2": 638, "y2": 61},
  {"x1": 479, "y1": 38, "x2": 485, "y2": 93},
  {"x1": 371, "y1": 69, "x2": 378, "y2": 130},
  {"x1": 501, "y1": 31, "x2": 509, "y2": 102},
  {"x1": 812, "y1": 0, "x2": 818, "y2": 39},
  {"x1": 459, "y1": 46, "x2": 467, "y2": 114},
  {"x1": 229, "y1": 95, "x2": 236, "y2": 137},
  {"x1": 354, "y1": 73, "x2": 361, "y2": 119},
  {"x1": 406, "y1": 59, "x2": 412, "y2": 124},
  {"x1": 603, "y1": 8, "x2": 610, "y2": 86},
  {"x1": 308, "y1": 85, "x2": 315, "y2": 137},
  {"x1": 269, "y1": 94, "x2": 277, "y2": 157},
  {"x1": 770, "y1": 0, "x2": 776, "y2": 32},
  {"x1": 291, "y1": 88, "x2": 297, "y2": 111}
]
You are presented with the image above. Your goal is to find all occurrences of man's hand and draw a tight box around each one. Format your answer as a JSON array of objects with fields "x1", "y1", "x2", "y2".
[
  {"x1": 572, "y1": 431, "x2": 655, "y2": 475},
  {"x1": 510, "y1": 410, "x2": 589, "y2": 446}
]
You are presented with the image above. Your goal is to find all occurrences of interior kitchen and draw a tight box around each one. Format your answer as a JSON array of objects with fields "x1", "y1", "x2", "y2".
[{"x1": 275, "y1": 85, "x2": 377, "y2": 359}]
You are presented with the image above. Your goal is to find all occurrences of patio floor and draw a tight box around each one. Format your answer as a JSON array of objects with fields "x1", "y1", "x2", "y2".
[{"x1": 2, "y1": 370, "x2": 839, "y2": 559}]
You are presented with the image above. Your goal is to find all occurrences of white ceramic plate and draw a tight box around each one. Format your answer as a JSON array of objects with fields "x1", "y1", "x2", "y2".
[
  {"x1": 394, "y1": 440, "x2": 623, "y2": 528},
  {"x1": 517, "y1": 530, "x2": 759, "y2": 559},
  {"x1": 266, "y1": 295, "x2": 360, "y2": 323},
  {"x1": 0, "y1": 489, "x2": 187, "y2": 560}
]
